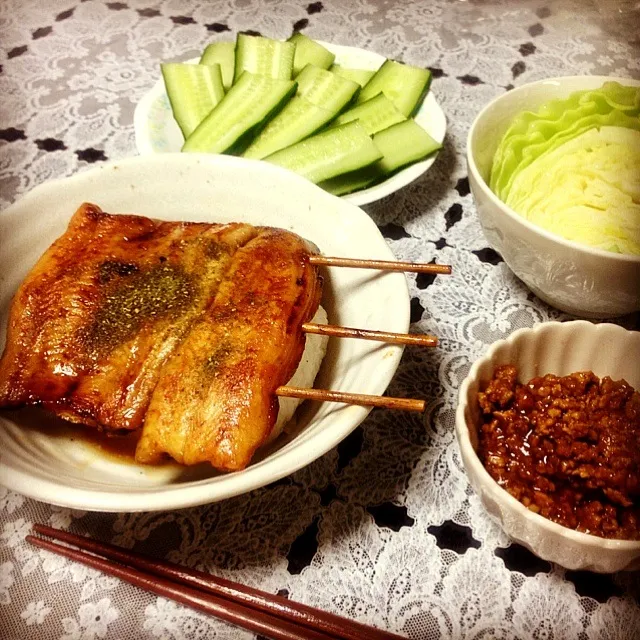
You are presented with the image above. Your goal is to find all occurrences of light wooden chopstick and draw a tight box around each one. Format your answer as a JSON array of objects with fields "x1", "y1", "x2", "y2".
[
  {"x1": 276, "y1": 387, "x2": 425, "y2": 412},
  {"x1": 309, "y1": 255, "x2": 452, "y2": 275},
  {"x1": 302, "y1": 323, "x2": 437, "y2": 347},
  {"x1": 27, "y1": 525, "x2": 406, "y2": 640}
]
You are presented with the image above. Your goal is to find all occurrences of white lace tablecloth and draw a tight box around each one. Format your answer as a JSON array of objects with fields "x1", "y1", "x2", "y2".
[{"x1": 1, "y1": 0, "x2": 639, "y2": 638}]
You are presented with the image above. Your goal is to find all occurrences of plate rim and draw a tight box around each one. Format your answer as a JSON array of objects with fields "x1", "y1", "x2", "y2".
[
  {"x1": 0, "y1": 153, "x2": 410, "y2": 512},
  {"x1": 132, "y1": 39, "x2": 447, "y2": 207}
]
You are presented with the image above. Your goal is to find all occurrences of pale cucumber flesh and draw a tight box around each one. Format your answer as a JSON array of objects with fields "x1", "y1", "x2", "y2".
[
  {"x1": 329, "y1": 64, "x2": 376, "y2": 87},
  {"x1": 244, "y1": 65, "x2": 360, "y2": 160},
  {"x1": 200, "y1": 41, "x2": 235, "y2": 91},
  {"x1": 357, "y1": 59, "x2": 432, "y2": 117},
  {"x1": 182, "y1": 72, "x2": 296, "y2": 154},
  {"x1": 288, "y1": 33, "x2": 335, "y2": 76},
  {"x1": 234, "y1": 34, "x2": 295, "y2": 82},
  {"x1": 264, "y1": 121, "x2": 383, "y2": 184},
  {"x1": 295, "y1": 65, "x2": 360, "y2": 110},
  {"x1": 243, "y1": 96, "x2": 336, "y2": 160},
  {"x1": 373, "y1": 119, "x2": 441, "y2": 172},
  {"x1": 161, "y1": 63, "x2": 224, "y2": 138},
  {"x1": 332, "y1": 92, "x2": 406, "y2": 135}
]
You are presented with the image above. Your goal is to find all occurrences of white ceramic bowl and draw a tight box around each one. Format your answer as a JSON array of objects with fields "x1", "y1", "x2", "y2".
[
  {"x1": 467, "y1": 76, "x2": 640, "y2": 318},
  {"x1": 456, "y1": 320, "x2": 640, "y2": 573},
  {"x1": 0, "y1": 153, "x2": 409, "y2": 512},
  {"x1": 134, "y1": 41, "x2": 446, "y2": 207}
]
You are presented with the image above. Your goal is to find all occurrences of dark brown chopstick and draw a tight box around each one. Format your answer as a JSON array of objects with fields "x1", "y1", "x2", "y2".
[
  {"x1": 309, "y1": 255, "x2": 452, "y2": 275},
  {"x1": 276, "y1": 387, "x2": 425, "y2": 412},
  {"x1": 27, "y1": 534, "x2": 328, "y2": 640},
  {"x1": 303, "y1": 323, "x2": 438, "y2": 347},
  {"x1": 29, "y1": 526, "x2": 406, "y2": 640}
]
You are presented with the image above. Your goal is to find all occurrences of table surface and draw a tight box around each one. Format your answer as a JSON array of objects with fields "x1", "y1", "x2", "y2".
[{"x1": 1, "y1": 0, "x2": 639, "y2": 638}]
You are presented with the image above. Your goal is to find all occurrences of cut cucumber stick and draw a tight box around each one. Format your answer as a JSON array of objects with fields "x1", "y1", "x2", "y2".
[
  {"x1": 161, "y1": 63, "x2": 225, "y2": 138},
  {"x1": 373, "y1": 119, "x2": 441, "y2": 172},
  {"x1": 331, "y1": 92, "x2": 406, "y2": 134},
  {"x1": 264, "y1": 121, "x2": 382, "y2": 184},
  {"x1": 320, "y1": 119, "x2": 442, "y2": 195},
  {"x1": 243, "y1": 96, "x2": 337, "y2": 160},
  {"x1": 329, "y1": 64, "x2": 376, "y2": 87},
  {"x1": 234, "y1": 34, "x2": 295, "y2": 82},
  {"x1": 296, "y1": 65, "x2": 360, "y2": 109},
  {"x1": 243, "y1": 66, "x2": 360, "y2": 159},
  {"x1": 288, "y1": 33, "x2": 335, "y2": 76},
  {"x1": 200, "y1": 41, "x2": 235, "y2": 91},
  {"x1": 182, "y1": 72, "x2": 296, "y2": 154},
  {"x1": 357, "y1": 59, "x2": 432, "y2": 117}
]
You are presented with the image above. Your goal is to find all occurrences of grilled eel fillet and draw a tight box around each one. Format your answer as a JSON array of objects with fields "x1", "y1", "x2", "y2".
[{"x1": 0, "y1": 203, "x2": 322, "y2": 470}]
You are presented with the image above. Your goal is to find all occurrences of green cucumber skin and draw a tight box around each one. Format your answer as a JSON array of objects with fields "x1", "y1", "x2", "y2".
[
  {"x1": 200, "y1": 41, "x2": 235, "y2": 91},
  {"x1": 288, "y1": 33, "x2": 335, "y2": 76},
  {"x1": 264, "y1": 121, "x2": 383, "y2": 184},
  {"x1": 233, "y1": 34, "x2": 295, "y2": 82},
  {"x1": 161, "y1": 63, "x2": 225, "y2": 139},
  {"x1": 405, "y1": 73, "x2": 432, "y2": 118},
  {"x1": 182, "y1": 74, "x2": 297, "y2": 155},
  {"x1": 318, "y1": 169, "x2": 376, "y2": 196},
  {"x1": 358, "y1": 59, "x2": 432, "y2": 118}
]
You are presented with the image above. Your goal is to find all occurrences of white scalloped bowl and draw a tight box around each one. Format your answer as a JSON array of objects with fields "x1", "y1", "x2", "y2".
[
  {"x1": 467, "y1": 76, "x2": 640, "y2": 318},
  {"x1": 133, "y1": 41, "x2": 446, "y2": 207},
  {"x1": 455, "y1": 320, "x2": 640, "y2": 573},
  {"x1": 0, "y1": 153, "x2": 409, "y2": 512}
]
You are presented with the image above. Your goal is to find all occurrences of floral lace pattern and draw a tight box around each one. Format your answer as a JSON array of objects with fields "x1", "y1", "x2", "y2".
[{"x1": 1, "y1": 0, "x2": 639, "y2": 638}]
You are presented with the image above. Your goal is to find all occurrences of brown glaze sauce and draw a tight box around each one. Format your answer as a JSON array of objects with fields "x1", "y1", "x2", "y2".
[
  {"x1": 70, "y1": 426, "x2": 140, "y2": 461},
  {"x1": 13, "y1": 408, "x2": 170, "y2": 466},
  {"x1": 477, "y1": 365, "x2": 640, "y2": 540}
]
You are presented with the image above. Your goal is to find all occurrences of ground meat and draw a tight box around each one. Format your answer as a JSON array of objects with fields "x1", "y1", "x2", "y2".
[{"x1": 477, "y1": 365, "x2": 640, "y2": 540}]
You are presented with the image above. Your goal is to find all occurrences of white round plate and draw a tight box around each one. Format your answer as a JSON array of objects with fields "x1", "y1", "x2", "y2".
[
  {"x1": 0, "y1": 153, "x2": 409, "y2": 512},
  {"x1": 133, "y1": 41, "x2": 447, "y2": 207}
]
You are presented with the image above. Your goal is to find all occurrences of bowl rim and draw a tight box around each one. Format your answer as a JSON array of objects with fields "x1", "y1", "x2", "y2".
[
  {"x1": 455, "y1": 319, "x2": 640, "y2": 551},
  {"x1": 466, "y1": 74, "x2": 640, "y2": 264}
]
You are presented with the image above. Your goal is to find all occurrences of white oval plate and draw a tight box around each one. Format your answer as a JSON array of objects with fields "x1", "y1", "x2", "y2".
[
  {"x1": 133, "y1": 41, "x2": 447, "y2": 207},
  {"x1": 0, "y1": 153, "x2": 409, "y2": 512}
]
